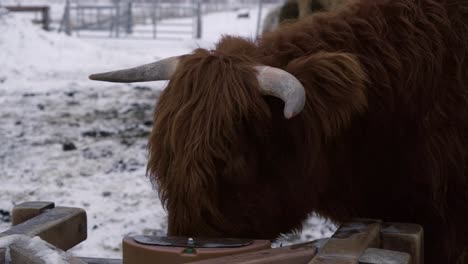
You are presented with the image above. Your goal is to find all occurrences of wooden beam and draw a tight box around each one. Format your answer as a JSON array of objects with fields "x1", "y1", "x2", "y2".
[
  {"x1": 307, "y1": 219, "x2": 381, "y2": 264},
  {"x1": 7, "y1": 236, "x2": 87, "y2": 264},
  {"x1": 1, "y1": 206, "x2": 87, "y2": 251},
  {"x1": 12, "y1": 201, "x2": 55, "y2": 226},
  {"x1": 4, "y1": 6, "x2": 50, "y2": 30}
]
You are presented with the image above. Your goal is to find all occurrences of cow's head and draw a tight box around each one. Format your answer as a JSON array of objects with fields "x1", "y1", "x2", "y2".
[{"x1": 89, "y1": 43, "x2": 309, "y2": 239}]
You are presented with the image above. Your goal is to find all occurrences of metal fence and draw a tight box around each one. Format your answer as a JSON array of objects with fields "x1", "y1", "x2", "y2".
[
  {"x1": 59, "y1": 0, "x2": 203, "y2": 39},
  {"x1": 56, "y1": 0, "x2": 284, "y2": 39}
]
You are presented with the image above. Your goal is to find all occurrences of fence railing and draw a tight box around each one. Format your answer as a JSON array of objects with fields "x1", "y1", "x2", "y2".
[
  {"x1": 2, "y1": 0, "x2": 283, "y2": 39},
  {"x1": 59, "y1": 0, "x2": 203, "y2": 39},
  {"x1": 0, "y1": 201, "x2": 423, "y2": 264},
  {"x1": 4, "y1": 5, "x2": 51, "y2": 30}
]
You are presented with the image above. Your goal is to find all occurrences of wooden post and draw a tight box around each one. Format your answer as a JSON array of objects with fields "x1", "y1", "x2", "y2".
[
  {"x1": 380, "y1": 223, "x2": 424, "y2": 264},
  {"x1": 65, "y1": 1, "x2": 71, "y2": 36},
  {"x1": 77, "y1": 5, "x2": 83, "y2": 37},
  {"x1": 41, "y1": 6, "x2": 50, "y2": 30},
  {"x1": 195, "y1": 0, "x2": 202, "y2": 39},
  {"x1": 126, "y1": 2, "x2": 133, "y2": 34},
  {"x1": 151, "y1": 0, "x2": 158, "y2": 39},
  {"x1": 114, "y1": 0, "x2": 120, "y2": 38},
  {"x1": 97, "y1": 7, "x2": 101, "y2": 26},
  {"x1": 255, "y1": 0, "x2": 263, "y2": 37},
  {"x1": 0, "y1": 247, "x2": 5, "y2": 264},
  {"x1": 59, "y1": 0, "x2": 72, "y2": 35}
]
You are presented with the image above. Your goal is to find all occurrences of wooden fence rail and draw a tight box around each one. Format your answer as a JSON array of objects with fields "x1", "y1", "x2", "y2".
[
  {"x1": 4, "y1": 6, "x2": 51, "y2": 30},
  {"x1": 0, "y1": 201, "x2": 423, "y2": 264}
]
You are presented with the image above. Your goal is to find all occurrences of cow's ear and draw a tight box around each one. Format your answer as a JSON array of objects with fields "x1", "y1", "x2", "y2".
[{"x1": 286, "y1": 51, "x2": 368, "y2": 137}]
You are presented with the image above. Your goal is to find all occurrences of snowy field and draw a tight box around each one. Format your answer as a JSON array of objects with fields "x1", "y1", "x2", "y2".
[{"x1": 0, "y1": 5, "x2": 336, "y2": 259}]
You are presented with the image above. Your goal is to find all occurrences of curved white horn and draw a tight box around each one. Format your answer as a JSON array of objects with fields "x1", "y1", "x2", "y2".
[
  {"x1": 255, "y1": 66, "x2": 306, "y2": 119},
  {"x1": 89, "y1": 56, "x2": 180, "y2": 83}
]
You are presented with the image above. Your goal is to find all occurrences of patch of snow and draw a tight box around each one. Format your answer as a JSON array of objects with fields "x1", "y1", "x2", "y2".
[
  {"x1": 0, "y1": 13, "x2": 177, "y2": 93},
  {"x1": 0, "y1": 235, "x2": 71, "y2": 264},
  {"x1": 25, "y1": 236, "x2": 70, "y2": 264}
]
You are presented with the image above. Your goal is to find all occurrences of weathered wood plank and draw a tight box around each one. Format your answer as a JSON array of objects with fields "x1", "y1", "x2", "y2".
[
  {"x1": 7, "y1": 236, "x2": 87, "y2": 264},
  {"x1": 307, "y1": 219, "x2": 381, "y2": 264},
  {"x1": 12, "y1": 201, "x2": 55, "y2": 226},
  {"x1": 358, "y1": 248, "x2": 411, "y2": 264},
  {"x1": 1, "y1": 207, "x2": 87, "y2": 251},
  {"x1": 0, "y1": 247, "x2": 5, "y2": 264},
  {"x1": 381, "y1": 223, "x2": 423, "y2": 264}
]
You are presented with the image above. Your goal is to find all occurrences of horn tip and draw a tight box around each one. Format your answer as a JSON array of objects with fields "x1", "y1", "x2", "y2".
[
  {"x1": 88, "y1": 74, "x2": 100, "y2": 81},
  {"x1": 284, "y1": 111, "x2": 296, "y2": 119}
]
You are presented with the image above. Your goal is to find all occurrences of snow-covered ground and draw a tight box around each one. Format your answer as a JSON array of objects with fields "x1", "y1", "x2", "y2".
[{"x1": 0, "y1": 5, "x2": 336, "y2": 259}]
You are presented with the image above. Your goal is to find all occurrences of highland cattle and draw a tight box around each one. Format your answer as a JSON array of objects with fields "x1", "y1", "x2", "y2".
[{"x1": 90, "y1": 0, "x2": 468, "y2": 262}]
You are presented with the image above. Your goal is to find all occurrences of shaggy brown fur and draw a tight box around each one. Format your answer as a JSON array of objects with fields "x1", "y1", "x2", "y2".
[
  {"x1": 148, "y1": 0, "x2": 468, "y2": 263},
  {"x1": 263, "y1": 0, "x2": 346, "y2": 34}
]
